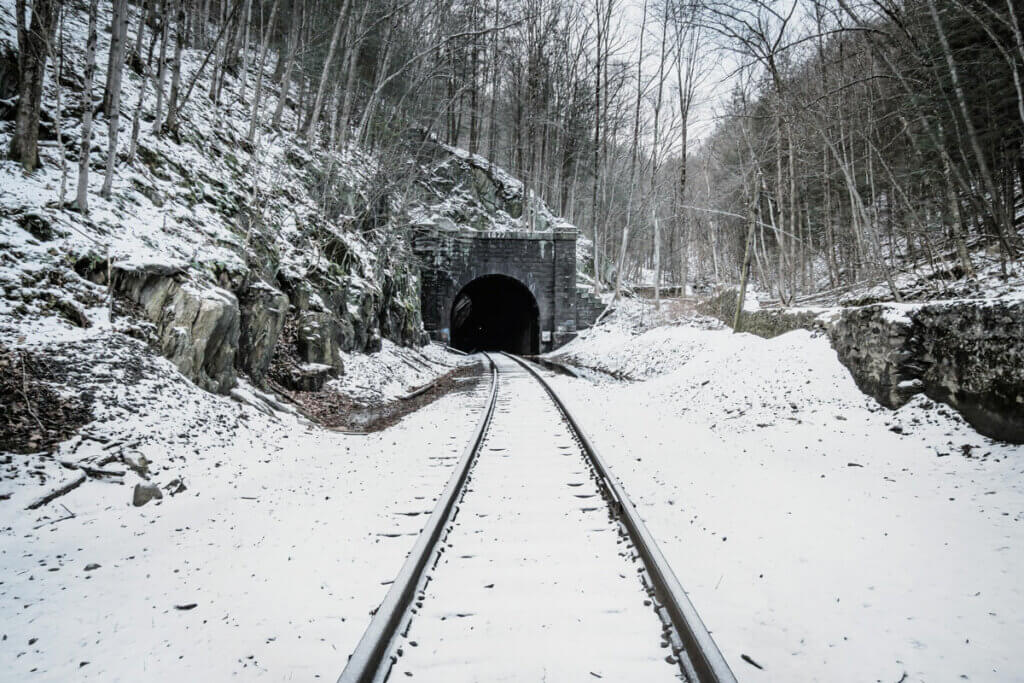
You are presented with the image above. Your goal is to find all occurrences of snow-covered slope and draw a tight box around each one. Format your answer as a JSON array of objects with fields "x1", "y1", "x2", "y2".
[
  {"x1": 549, "y1": 296, "x2": 724, "y2": 379},
  {"x1": 0, "y1": 327, "x2": 491, "y2": 679},
  {"x1": 0, "y1": 6, "x2": 487, "y2": 676},
  {"x1": 0, "y1": 0, "x2": 428, "y2": 405},
  {"x1": 0, "y1": 0, "x2": 394, "y2": 299},
  {"x1": 547, "y1": 315, "x2": 1024, "y2": 682}
]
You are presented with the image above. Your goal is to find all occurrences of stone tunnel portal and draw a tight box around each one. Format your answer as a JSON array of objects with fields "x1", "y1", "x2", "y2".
[
  {"x1": 413, "y1": 228, "x2": 606, "y2": 353},
  {"x1": 450, "y1": 275, "x2": 540, "y2": 354}
]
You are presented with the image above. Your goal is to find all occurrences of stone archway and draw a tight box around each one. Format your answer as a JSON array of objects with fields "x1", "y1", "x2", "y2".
[{"x1": 449, "y1": 274, "x2": 540, "y2": 354}]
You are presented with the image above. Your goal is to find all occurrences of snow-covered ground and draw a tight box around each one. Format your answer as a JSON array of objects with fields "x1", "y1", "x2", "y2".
[
  {"x1": 1, "y1": 329, "x2": 488, "y2": 680},
  {"x1": 328, "y1": 339, "x2": 464, "y2": 403},
  {"x1": 552, "y1": 296, "x2": 724, "y2": 379},
  {"x1": 547, "y1": 318, "x2": 1024, "y2": 681}
]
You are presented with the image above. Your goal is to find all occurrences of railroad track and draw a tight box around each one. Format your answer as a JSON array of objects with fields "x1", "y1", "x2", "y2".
[{"x1": 338, "y1": 352, "x2": 735, "y2": 683}]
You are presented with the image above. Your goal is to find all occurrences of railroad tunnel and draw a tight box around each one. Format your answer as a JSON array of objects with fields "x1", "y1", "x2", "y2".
[
  {"x1": 414, "y1": 228, "x2": 605, "y2": 352},
  {"x1": 450, "y1": 275, "x2": 540, "y2": 354}
]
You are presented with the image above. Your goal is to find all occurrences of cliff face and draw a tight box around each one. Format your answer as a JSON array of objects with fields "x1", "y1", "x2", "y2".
[{"x1": 829, "y1": 301, "x2": 1024, "y2": 443}]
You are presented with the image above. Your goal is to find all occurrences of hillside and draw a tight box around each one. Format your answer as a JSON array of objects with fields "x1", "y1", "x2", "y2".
[{"x1": 0, "y1": 0, "x2": 590, "y2": 434}]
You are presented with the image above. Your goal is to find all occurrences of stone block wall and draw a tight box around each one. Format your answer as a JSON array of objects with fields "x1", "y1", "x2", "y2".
[
  {"x1": 413, "y1": 228, "x2": 582, "y2": 352},
  {"x1": 575, "y1": 288, "x2": 606, "y2": 330}
]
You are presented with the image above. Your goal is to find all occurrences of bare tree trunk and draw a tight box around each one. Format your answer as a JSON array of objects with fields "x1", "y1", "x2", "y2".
[
  {"x1": 591, "y1": 0, "x2": 610, "y2": 295},
  {"x1": 76, "y1": 0, "x2": 101, "y2": 212},
  {"x1": 101, "y1": 0, "x2": 130, "y2": 198},
  {"x1": 164, "y1": 0, "x2": 187, "y2": 134},
  {"x1": 272, "y1": 0, "x2": 301, "y2": 128},
  {"x1": 129, "y1": 18, "x2": 160, "y2": 163},
  {"x1": 132, "y1": 0, "x2": 150, "y2": 68},
  {"x1": 51, "y1": 7, "x2": 67, "y2": 204},
  {"x1": 327, "y1": 82, "x2": 341, "y2": 150},
  {"x1": 485, "y1": 0, "x2": 500, "y2": 161},
  {"x1": 613, "y1": 0, "x2": 647, "y2": 302},
  {"x1": 733, "y1": 201, "x2": 757, "y2": 333},
  {"x1": 338, "y1": 0, "x2": 371, "y2": 144},
  {"x1": 152, "y1": 0, "x2": 169, "y2": 134},
  {"x1": 295, "y1": 75, "x2": 306, "y2": 133},
  {"x1": 248, "y1": 0, "x2": 281, "y2": 143},
  {"x1": 305, "y1": 0, "x2": 352, "y2": 144},
  {"x1": 649, "y1": 0, "x2": 671, "y2": 311},
  {"x1": 236, "y1": 0, "x2": 253, "y2": 105},
  {"x1": 356, "y1": 1, "x2": 401, "y2": 147},
  {"x1": 208, "y1": 0, "x2": 227, "y2": 101},
  {"x1": 468, "y1": 10, "x2": 480, "y2": 155},
  {"x1": 102, "y1": 0, "x2": 129, "y2": 115},
  {"x1": 926, "y1": 0, "x2": 1017, "y2": 258},
  {"x1": 198, "y1": 0, "x2": 210, "y2": 46},
  {"x1": 819, "y1": 124, "x2": 902, "y2": 300},
  {"x1": 9, "y1": 0, "x2": 59, "y2": 172}
]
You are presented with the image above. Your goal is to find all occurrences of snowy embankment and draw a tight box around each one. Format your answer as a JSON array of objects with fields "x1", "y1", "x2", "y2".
[
  {"x1": 1, "y1": 323, "x2": 488, "y2": 680},
  {"x1": 548, "y1": 319, "x2": 1024, "y2": 682},
  {"x1": 550, "y1": 297, "x2": 724, "y2": 379},
  {"x1": 327, "y1": 338, "x2": 462, "y2": 402}
]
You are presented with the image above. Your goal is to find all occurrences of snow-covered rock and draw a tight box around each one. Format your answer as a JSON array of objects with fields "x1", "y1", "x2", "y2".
[
  {"x1": 132, "y1": 482, "x2": 163, "y2": 507},
  {"x1": 830, "y1": 299, "x2": 1024, "y2": 442},
  {"x1": 112, "y1": 265, "x2": 240, "y2": 394}
]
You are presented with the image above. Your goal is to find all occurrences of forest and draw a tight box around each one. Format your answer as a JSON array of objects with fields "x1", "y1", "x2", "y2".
[{"x1": 7, "y1": 0, "x2": 1024, "y2": 304}]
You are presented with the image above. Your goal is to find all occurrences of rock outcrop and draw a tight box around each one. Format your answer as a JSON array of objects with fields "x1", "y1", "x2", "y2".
[
  {"x1": 829, "y1": 300, "x2": 1024, "y2": 443},
  {"x1": 237, "y1": 282, "x2": 290, "y2": 386},
  {"x1": 408, "y1": 136, "x2": 570, "y2": 234},
  {"x1": 112, "y1": 265, "x2": 240, "y2": 394},
  {"x1": 105, "y1": 254, "x2": 425, "y2": 396}
]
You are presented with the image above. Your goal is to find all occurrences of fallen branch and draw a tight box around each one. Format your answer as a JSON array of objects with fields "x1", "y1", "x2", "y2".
[
  {"x1": 398, "y1": 350, "x2": 434, "y2": 371},
  {"x1": 395, "y1": 355, "x2": 424, "y2": 374},
  {"x1": 33, "y1": 503, "x2": 77, "y2": 529},
  {"x1": 399, "y1": 377, "x2": 442, "y2": 401},
  {"x1": 59, "y1": 459, "x2": 125, "y2": 477},
  {"x1": 592, "y1": 304, "x2": 612, "y2": 326},
  {"x1": 26, "y1": 472, "x2": 87, "y2": 510},
  {"x1": 80, "y1": 465, "x2": 125, "y2": 478}
]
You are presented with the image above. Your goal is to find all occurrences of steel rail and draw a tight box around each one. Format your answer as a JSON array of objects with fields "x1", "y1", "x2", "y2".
[
  {"x1": 505, "y1": 352, "x2": 739, "y2": 683},
  {"x1": 337, "y1": 355, "x2": 498, "y2": 683}
]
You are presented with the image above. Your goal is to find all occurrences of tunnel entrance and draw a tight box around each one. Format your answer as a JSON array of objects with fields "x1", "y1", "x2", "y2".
[{"x1": 450, "y1": 275, "x2": 540, "y2": 354}]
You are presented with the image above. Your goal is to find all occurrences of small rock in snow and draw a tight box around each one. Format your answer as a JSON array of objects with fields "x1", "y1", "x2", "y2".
[{"x1": 133, "y1": 483, "x2": 163, "y2": 507}]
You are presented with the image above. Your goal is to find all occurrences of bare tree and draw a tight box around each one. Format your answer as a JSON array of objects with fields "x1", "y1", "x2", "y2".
[
  {"x1": 75, "y1": 0, "x2": 101, "y2": 212},
  {"x1": 304, "y1": 0, "x2": 353, "y2": 144},
  {"x1": 248, "y1": 0, "x2": 282, "y2": 143},
  {"x1": 9, "y1": 0, "x2": 60, "y2": 172},
  {"x1": 163, "y1": 0, "x2": 187, "y2": 134},
  {"x1": 101, "y1": 0, "x2": 130, "y2": 198}
]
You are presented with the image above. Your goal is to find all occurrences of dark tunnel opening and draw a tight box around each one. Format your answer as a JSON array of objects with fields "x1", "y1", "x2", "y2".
[{"x1": 450, "y1": 275, "x2": 540, "y2": 355}]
